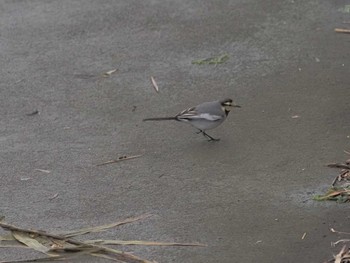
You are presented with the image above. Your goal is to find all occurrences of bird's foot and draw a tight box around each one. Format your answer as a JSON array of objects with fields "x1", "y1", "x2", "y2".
[
  {"x1": 207, "y1": 137, "x2": 220, "y2": 142},
  {"x1": 202, "y1": 131, "x2": 220, "y2": 142}
]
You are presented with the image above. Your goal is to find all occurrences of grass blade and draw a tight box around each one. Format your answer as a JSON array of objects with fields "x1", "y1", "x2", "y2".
[
  {"x1": 12, "y1": 231, "x2": 50, "y2": 254},
  {"x1": 60, "y1": 213, "x2": 152, "y2": 237},
  {"x1": 86, "y1": 239, "x2": 207, "y2": 247}
]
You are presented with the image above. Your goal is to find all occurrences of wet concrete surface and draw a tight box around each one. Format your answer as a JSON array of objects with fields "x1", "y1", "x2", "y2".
[{"x1": 1, "y1": 0, "x2": 350, "y2": 262}]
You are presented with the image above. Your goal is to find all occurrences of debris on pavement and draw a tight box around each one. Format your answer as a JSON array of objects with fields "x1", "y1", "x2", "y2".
[
  {"x1": 314, "y1": 187, "x2": 350, "y2": 203},
  {"x1": 150, "y1": 76, "x2": 159, "y2": 93},
  {"x1": 0, "y1": 214, "x2": 205, "y2": 263},
  {"x1": 191, "y1": 54, "x2": 229, "y2": 65},
  {"x1": 96, "y1": 154, "x2": 144, "y2": 166},
  {"x1": 330, "y1": 228, "x2": 350, "y2": 235},
  {"x1": 25, "y1": 110, "x2": 39, "y2": 116},
  {"x1": 327, "y1": 159, "x2": 350, "y2": 187},
  {"x1": 102, "y1": 69, "x2": 118, "y2": 77},
  {"x1": 332, "y1": 246, "x2": 350, "y2": 263},
  {"x1": 20, "y1": 177, "x2": 31, "y2": 181},
  {"x1": 48, "y1": 193, "x2": 59, "y2": 200},
  {"x1": 325, "y1": 228, "x2": 350, "y2": 263},
  {"x1": 314, "y1": 158, "x2": 350, "y2": 203},
  {"x1": 335, "y1": 28, "x2": 350, "y2": 34},
  {"x1": 34, "y1": 169, "x2": 51, "y2": 174}
]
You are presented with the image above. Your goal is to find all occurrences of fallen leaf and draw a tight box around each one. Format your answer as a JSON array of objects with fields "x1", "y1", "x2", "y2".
[{"x1": 12, "y1": 231, "x2": 50, "y2": 254}]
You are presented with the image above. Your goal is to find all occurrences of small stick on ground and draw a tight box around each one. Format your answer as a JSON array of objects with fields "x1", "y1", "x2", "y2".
[
  {"x1": 97, "y1": 154, "x2": 143, "y2": 166},
  {"x1": 26, "y1": 110, "x2": 39, "y2": 116},
  {"x1": 301, "y1": 232, "x2": 307, "y2": 240},
  {"x1": 335, "y1": 28, "x2": 350, "y2": 33},
  {"x1": 150, "y1": 76, "x2": 159, "y2": 93},
  {"x1": 327, "y1": 163, "x2": 350, "y2": 169},
  {"x1": 330, "y1": 228, "x2": 350, "y2": 235},
  {"x1": 102, "y1": 69, "x2": 118, "y2": 77}
]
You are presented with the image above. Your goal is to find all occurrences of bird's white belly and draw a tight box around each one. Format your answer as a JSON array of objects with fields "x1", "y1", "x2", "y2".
[{"x1": 189, "y1": 119, "x2": 222, "y2": 131}]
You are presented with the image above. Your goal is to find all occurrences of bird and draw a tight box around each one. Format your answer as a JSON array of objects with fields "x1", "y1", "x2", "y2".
[{"x1": 143, "y1": 98, "x2": 241, "y2": 141}]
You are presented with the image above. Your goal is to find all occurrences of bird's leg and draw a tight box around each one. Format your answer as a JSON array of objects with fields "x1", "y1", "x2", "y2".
[
  {"x1": 202, "y1": 131, "x2": 220, "y2": 142},
  {"x1": 195, "y1": 129, "x2": 203, "y2": 134}
]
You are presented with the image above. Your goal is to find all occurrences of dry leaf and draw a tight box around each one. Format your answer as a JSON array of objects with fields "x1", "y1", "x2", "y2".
[
  {"x1": 86, "y1": 239, "x2": 206, "y2": 247},
  {"x1": 0, "y1": 214, "x2": 204, "y2": 263},
  {"x1": 12, "y1": 231, "x2": 50, "y2": 254}
]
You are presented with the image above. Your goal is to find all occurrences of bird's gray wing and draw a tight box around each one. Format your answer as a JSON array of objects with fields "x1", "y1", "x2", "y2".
[{"x1": 176, "y1": 106, "x2": 223, "y2": 121}]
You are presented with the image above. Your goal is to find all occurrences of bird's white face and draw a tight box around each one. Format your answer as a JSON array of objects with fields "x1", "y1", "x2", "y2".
[
  {"x1": 222, "y1": 100, "x2": 233, "y2": 112},
  {"x1": 221, "y1": 99, "x2": 241, "y2": 112}
]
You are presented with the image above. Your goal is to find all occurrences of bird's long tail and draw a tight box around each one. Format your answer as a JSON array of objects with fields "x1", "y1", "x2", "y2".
[{"x1": 143, "y1": 117, "x2": 177, "y2": 121}]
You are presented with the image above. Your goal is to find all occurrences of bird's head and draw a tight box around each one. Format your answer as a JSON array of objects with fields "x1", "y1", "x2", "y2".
[{"x1": 220, "y1": 98, "x2": 241, "y2": 114}]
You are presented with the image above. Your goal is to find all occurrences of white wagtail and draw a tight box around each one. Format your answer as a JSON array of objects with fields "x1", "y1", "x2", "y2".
[{"x1": 143, "y1": 98, "x2": 241, "y2": 141}]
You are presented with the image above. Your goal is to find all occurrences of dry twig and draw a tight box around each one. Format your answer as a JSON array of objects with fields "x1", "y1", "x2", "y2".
[
  {"x1": 150, "y1": 76, "x2": 159, "y2": 93},
  {"x1": 96, "y1": 154, "x2": 143, "y2": 166},
  {"x1": 335, "y1": 28, "x2": 350, "y2": 34}
]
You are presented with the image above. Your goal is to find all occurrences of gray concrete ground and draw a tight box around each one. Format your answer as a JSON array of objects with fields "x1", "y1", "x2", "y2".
[{"x1": 1, "y1": 0, "x2": 350, "y2": 262}]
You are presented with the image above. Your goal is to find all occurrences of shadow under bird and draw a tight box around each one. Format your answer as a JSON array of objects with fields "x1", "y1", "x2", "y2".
[{"x1": 143, "y1": 98, "x2": 241, "y2": 141}]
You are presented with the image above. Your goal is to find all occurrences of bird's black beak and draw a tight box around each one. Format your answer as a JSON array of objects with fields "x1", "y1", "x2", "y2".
[{"x1": 233, "y1": 104, "x2": 241, "y2": 108}]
